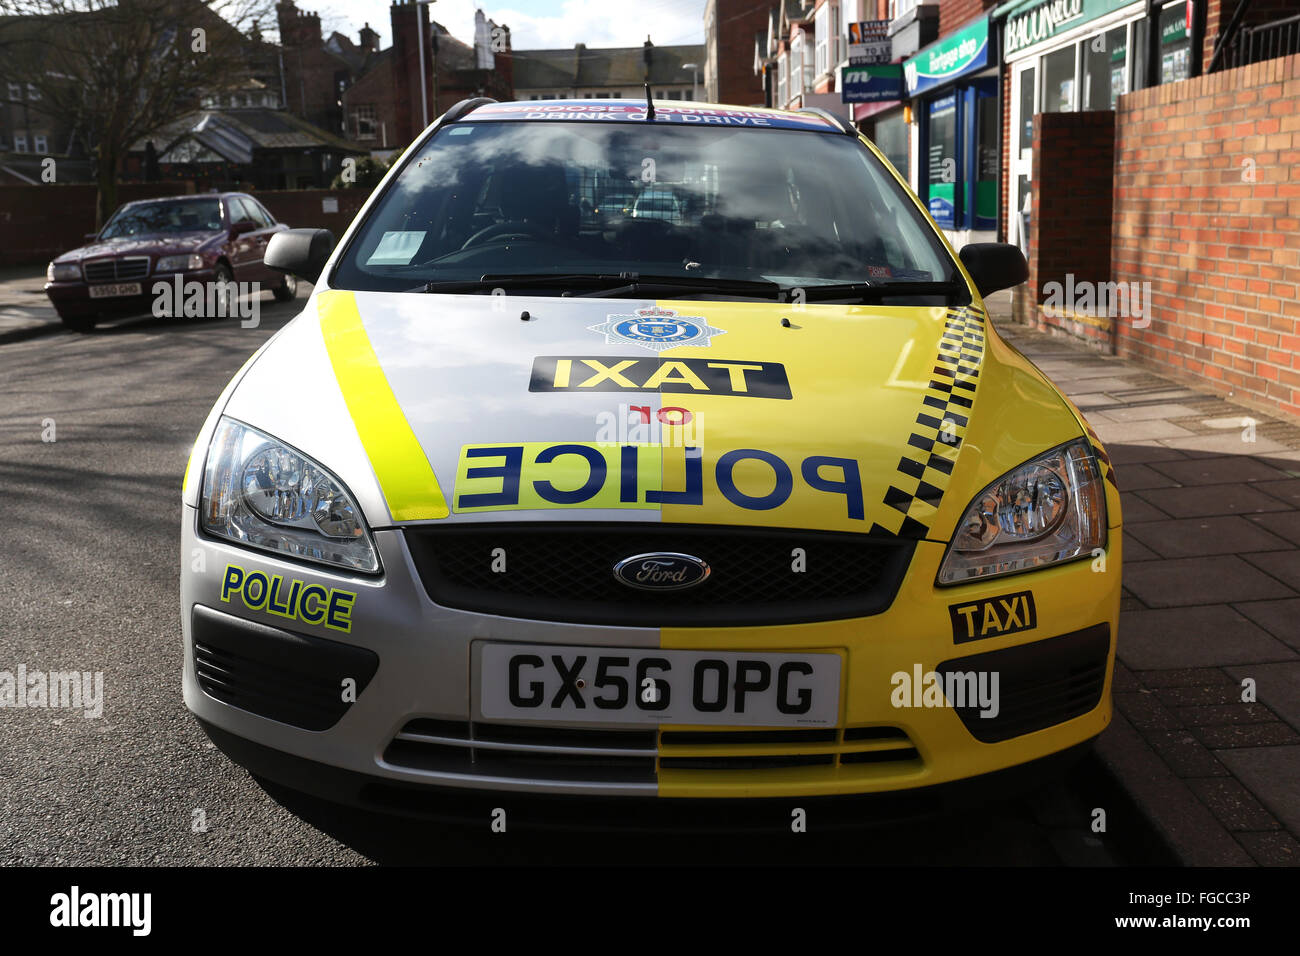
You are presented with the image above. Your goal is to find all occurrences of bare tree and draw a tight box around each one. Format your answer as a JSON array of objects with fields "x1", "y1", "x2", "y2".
[{"x1": 0, "y1": 0, "x2": 275, "y2": 224}]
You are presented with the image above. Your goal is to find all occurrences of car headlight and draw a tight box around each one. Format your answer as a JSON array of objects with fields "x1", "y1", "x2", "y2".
[
  {"x1": 937, "y1": 439, "x2": 1107, "y2": 585},
  {"x1": 47, "y1": 261, "x2": 80, "y2": 282},
  {"x1": 200, "y1": 417, "x2": 379, "y2": 573},
  {"x1": 156, "y1": 253, "x2": 205, "y2": 272}
]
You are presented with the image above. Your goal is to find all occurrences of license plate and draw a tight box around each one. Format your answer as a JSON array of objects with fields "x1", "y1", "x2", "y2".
[
  {"x1": 88, "y1": 282, "x2": 141, "y2": 298},
  {"x1": 479, "y1": 643, "x2": 841, "y2": 726}
]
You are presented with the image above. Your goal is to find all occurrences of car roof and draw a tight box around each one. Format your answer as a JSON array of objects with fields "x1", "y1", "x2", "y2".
[
  {"x1": 119, "y1": 192, "x2": 250, "y2": 209},
  {"x1": 461, "y1": 99, "x2": 848, "y2": 134}
]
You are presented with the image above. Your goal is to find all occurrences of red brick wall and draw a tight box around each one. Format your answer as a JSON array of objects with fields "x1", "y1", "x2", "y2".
[
  {"x1": 1013, "y1": 110, "x2": 1116, "y2": 351},
  {"x1": 714, "y1": 0, "x2": 768, "y2": 107},
  {"x1": 0, "y1": 185, "x2": 367, "y2": 267},
  {"x1": 1112, "y1": 52, "x2": 1300, "y2": 419},
  {"x1": 0, "y1": 182, "x2": 193, "y2": 267},
  {"x1": 939, "y1": 0, "x2": 995, "y2": 34}
]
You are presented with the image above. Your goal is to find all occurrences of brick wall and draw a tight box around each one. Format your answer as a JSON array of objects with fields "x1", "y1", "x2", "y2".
[
  {"x1": 1112, "y1": 53, "x2": 1300, "y2": 419},
  {"x1": 714, "y1": 0, "x2": 768, "y2": 107},
  {"x1": 939, "y1": 0, "x2": 994, "y2": 34},
  {"x1": 0, "y1": 185, "x2": 367, "y2": 267},
  {"x1": 1013, "y1": 110, "x2": 1115, "y2": 351},
  {"x1": 0, "y1": 182, "x2": 193, "y2": 267}
]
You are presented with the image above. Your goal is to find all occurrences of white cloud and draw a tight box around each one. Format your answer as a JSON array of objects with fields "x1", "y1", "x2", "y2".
[{"x1": 309, "y1": 0, "x2": 703, "y2": 53}]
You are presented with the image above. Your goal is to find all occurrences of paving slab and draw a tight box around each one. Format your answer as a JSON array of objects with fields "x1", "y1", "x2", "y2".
[
  {"x1": 1133, "y1": 483, "x2": 1293, "y2": 518},
  {"x1": 1110, "y1": 462, "x2": 1180, "y2": 491},
  {"x1": 1215, "y1": 746, "x2": 1300, "y2": 835},
  {"x1": 1254, "y1": 478, "x2": 1300, "y2": 506},
  {"x1": 1093, "y1": 420, "x2": 1197, "y2": 443},
  {"x1": 1116, "y1": 605, "x2": 1296, "y2": 668},
  {"x1": 1148, "y1": 456, "x2": 1293, "y2": 486},
  {"x1": 1121, "y1": 533, "x2": 1160, "y2": 562},
  {"x1": 1232, "y1": 598, "x2": 1300, "y2": 650},
  {"x1": 1107, "y1": 442, "x2": 1189, "y2": 466},
  {"x1": 1235, "y1": 830, "x2": 1300, "y2": 866},
  {"x1": 1123, "y1": 555, "x2": 1297, "y2": 608},
  {"x1": 1185, "y1": 777, "x2": 1282, "y2": 831},
  {"x1": 1224, "y1": 661, "x2": 1300, "y2": 731},
  {"x1": 1245, "y1": 511, "x2": 1300, "y2": 547},
  {"x1": 1119, "y1": 491, "x2": 1172, "y2": 523},
  {"x1": 1124, "y1": 515, "x2": 1294, "y2": 558},
  {"x1": 1241, "y1": 550, "x2": 1300, "y2": 591},
  {"x1": 1098, "y1": 403, "x2": 1203, "y2": 423},
  {"x1": 1158, "y1": 433, "x2": 1289, "y2": 457},
  {"x1": 1070, "y1": 392, "x2": 1120, "y2": 407}
]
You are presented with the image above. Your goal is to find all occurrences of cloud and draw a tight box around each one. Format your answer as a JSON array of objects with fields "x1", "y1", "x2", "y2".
[{"x1": 311, "y1": 0, "x2": 704, "y2": 52}]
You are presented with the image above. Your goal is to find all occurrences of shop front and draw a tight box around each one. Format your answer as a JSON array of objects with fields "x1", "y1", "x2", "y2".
[
  {"x1": 902, "y1": 15, "x2": 1000, "y2": 249},
  {"x1": 999, "y1": 0, "x2": 1196, "y2": 251}
]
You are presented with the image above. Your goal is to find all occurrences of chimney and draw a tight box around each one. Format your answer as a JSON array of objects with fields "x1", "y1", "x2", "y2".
[
  {"x1": 643, "y1": 36, "x2": 654, "y2": 80},
  {"x1": 359, "y1": 21, "x2": 379, "y2": 53},
  {"x1": 276, "y1": 0, "x2": 321, "y2": 48}
]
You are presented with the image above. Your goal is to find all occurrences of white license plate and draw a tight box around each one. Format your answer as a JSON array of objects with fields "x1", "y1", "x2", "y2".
[
  {"x1": 88, "y1": 282, "x2": 141, "y2": 298},
  {"x1": 479, "y1": 643, "x2": 841, "y2": 726}
]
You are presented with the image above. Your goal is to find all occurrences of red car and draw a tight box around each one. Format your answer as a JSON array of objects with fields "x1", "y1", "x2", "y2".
[{"x1": 44, "y1": 192, "x2": 297, "y2": 332}]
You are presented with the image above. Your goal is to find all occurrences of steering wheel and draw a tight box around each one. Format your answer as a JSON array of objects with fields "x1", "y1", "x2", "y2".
[{"x1": 460, "y1": 220, "x2": 552, "y2": 250}]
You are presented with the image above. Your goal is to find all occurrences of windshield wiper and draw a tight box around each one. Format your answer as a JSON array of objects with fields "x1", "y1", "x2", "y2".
[
  {"x1": 786, "y1": 279, "x2": 968, "y2": 303},
  {"x1": 407, "y1": 272, "x2": 782, "y2": 299},
  {"x1": 571, "y1": 273, "x2": 782, "y2": 299}
]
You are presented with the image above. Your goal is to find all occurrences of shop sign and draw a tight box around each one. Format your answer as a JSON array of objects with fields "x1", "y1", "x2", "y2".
[
  {"x1": 842, "y1": 63, "x2": 904, "y2": 102},
  {"x1": 903, "y1": 18, "x2": 991, "y2": 95}
]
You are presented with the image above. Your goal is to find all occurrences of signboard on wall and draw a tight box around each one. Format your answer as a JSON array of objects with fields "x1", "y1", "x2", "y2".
[
  {"x1": 842, "y1": 64, "x2": 905, "y2": 103},
  {"x1": 903, "y1": 17, "x2": 991, "y2": 96},
  {"x1": 1003, "y1": 0, "x2": 1135, "y2": 57},
  {"x1": 848, "y1": 20, "x2": 892, "y2": 65}
]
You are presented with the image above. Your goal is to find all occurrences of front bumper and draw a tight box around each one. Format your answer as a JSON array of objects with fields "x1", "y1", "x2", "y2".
[
  {"x1": 181, "y1": 508, "x2": 1120, "y2": 800},
  {"x1": 46, "y1": 269, "x2": 216, "y2": 318}
]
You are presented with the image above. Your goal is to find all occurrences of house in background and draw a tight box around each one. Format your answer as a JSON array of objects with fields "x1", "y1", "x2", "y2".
[{"x1": 512, "y1": 38, "x2": 702, "y2": 101}]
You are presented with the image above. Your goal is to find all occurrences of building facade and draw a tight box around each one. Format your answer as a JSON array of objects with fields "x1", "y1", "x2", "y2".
[{"x1": 512, "y1": 39, "x2": 702, "y2": 101}]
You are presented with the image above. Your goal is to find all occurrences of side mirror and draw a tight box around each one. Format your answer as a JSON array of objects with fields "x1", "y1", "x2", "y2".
[
  {"x1": 958, "y1": 242, "x2": 1029, "y2": 297},
  {"x1": 265, "y1": 228, "x2": 335, "y2": 283},
  {"x1": 229, "y1": 220, "x2": 257, "y2": 239}
]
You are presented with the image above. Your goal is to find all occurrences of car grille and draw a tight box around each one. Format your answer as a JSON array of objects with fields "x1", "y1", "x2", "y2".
[
  {"x1": 403, "y1": 523, "x2": 914, "y2": 626},
  {"x1": 383, "y1": 719, "x2": 921, "y2": 785},
  {"x1": 82, "y1": 256, "x2": 150, "y2": 283},
  {"x1": 191, "y1": 605, "x2": 379, "y2": 732},
  {"x1": 935, "y1": 624, "x2": 1110, "y2": 743}
]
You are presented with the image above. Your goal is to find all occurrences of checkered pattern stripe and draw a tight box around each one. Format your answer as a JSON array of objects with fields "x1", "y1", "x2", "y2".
[
  {"x1": 1082, "y1": 422, "x2": 1119, "y2": 492},
  {"x1": 871, "y1": 306, "x2": 986, "y2": 539}
]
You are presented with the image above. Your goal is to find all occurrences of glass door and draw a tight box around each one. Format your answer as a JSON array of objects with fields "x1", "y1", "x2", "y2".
[{"x1": 1009, "y1": 61, "x2": 1036, "y2": 253}]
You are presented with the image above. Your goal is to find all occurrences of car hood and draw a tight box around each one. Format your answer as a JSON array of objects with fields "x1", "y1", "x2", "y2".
[
  {"x1": 59, "y1": 232, "x2": 218, "y2": 262},
  {"x1": 220, "y1": 288, "x2": 1088, "y2": 540}
]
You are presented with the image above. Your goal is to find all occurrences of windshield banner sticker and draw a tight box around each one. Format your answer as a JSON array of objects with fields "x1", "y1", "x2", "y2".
[{"x1": 530, "y1": 356, "x2": 792, "y2": 399}]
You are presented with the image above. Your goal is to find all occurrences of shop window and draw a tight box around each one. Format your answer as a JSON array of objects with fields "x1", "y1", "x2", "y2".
[
  {"x1": 1159, "y1": 1, "x2": 1191, "y2": 84},
  {"x1": 874, "y1": 111, "x2": 908, "y2": 178},
  {"x1": 1041, "y1": 45, "x2": 1076, "y2": 113},
  {"x1": 926, "y1": 93, "x2": 958, "y2": 228},
  {"x1": 1083, "y1": 26, "x2": 1128, "y2": 110},
  {"x1": 1018, "y1": 66, "x2": 1035, "y2": 151}
]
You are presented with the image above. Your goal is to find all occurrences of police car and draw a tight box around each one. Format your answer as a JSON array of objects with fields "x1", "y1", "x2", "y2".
[{"x1": 181, "y1": 99, "x2": 1120, "y2": 811}]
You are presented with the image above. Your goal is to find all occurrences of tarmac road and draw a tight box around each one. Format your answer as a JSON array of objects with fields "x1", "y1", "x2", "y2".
[{"x1": 0, "y1": 290, "x2": 1171, "y2": 865}]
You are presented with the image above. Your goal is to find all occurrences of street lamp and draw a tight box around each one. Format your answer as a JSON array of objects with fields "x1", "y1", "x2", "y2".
[{"x1": 681, "y1": 61, "x2": 699, "y2": 101}]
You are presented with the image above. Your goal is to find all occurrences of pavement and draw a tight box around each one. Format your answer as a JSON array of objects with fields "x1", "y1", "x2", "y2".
[
  {"x1": 986, "y1": 289, "x2": 1300, "y2": 867},
  {"x1": 0, "y1": 266, "x2": 59, "y2": 344}
]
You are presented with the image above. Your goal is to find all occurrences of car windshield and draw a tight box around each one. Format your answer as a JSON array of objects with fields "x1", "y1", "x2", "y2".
[
  {"x1": 332, "y1": 120, "x2": 960, "y2": 298},
  {"x1": 100, "y1": 199, "x2": 223, "y2": 239}
]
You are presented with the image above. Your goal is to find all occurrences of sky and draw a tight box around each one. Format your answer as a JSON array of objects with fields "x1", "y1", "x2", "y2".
[{"x1": 309, "y1": 0, "x2": 707, "y2": 52}]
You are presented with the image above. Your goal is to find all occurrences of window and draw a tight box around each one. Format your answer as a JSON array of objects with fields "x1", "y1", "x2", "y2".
[
  {"x1": 13, "y1": 133, "x2": 27, "y2": 153},
  {"x1": 6, "y1": 82, "x2": 20, "y2": 101},
  {"x1": 815, "y1": 4, "x2": 830, "y2": 77},
  {"x1": 33, "y1": 134, "x2": 47, "y2": 154},
  {"x1": 777, "y1": 51, "x2": 788, "y2": 106},
  {"x1": 246, "y1": 199, "x2": 276, "y2": 228},
  {"x1": 1159, "y1": 1, "x2": 1191, "y2": 84},
  {"x1": 667, "y1": 90, "x2": 683, "y2": 100},
  {"x1": 353, "y1": 104, "x2": 376, "y2": 140},
  {"x1": 874, "y1": 111, "x2": 908, "y2": 176},
  {"x1": 1083, "y1": 26, "x2": 1128, "y2": 110},
  {"x1": 26, "y1": 83, "x2": 39, "y2": 101},
  {"x1": 1041, "y1": 45, "x2": 1076, "y2": 113},
  {"x1": 228, "y1": 197, "x2": 257, "y2": 225},
  {"x1": 791, "y1": 33, "x2": 803, "y2": 97}
]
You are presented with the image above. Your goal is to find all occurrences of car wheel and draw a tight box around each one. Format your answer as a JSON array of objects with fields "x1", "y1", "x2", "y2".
[
  {"x1": 58, "y1": 311, "x2": 95, "y2": 333},
  {"x1": 272, "y1": 272, "x2": 298, "y2": 302},
  {"x1": 206, "y1": 262, "x2": 236, "y2": 319}
]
